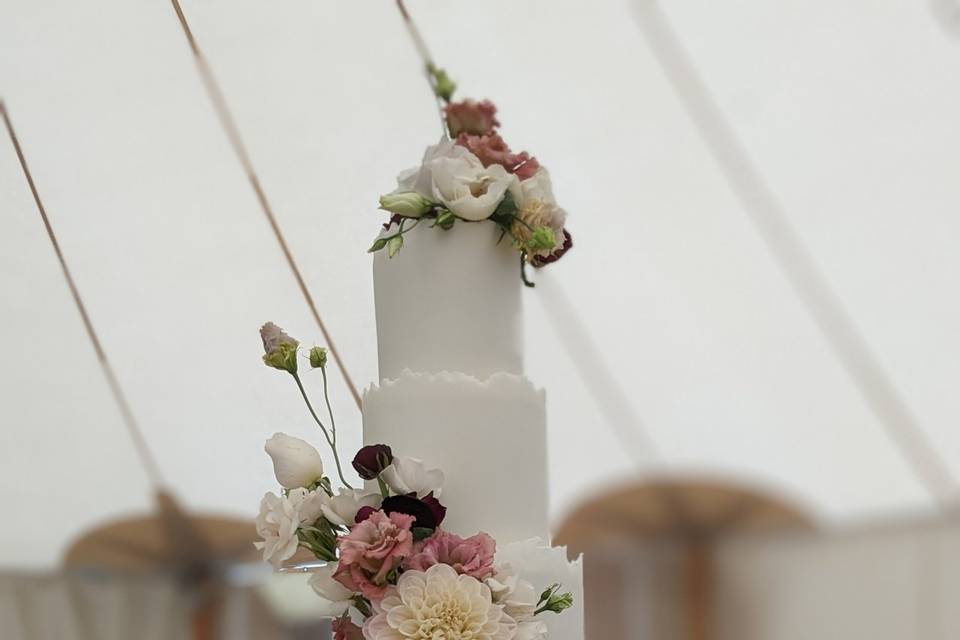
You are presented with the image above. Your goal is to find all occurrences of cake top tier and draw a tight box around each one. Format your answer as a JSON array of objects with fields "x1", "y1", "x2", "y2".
[
  {"x1": 373, "y1": 222, "x2": 523, "y2": 380},
  {"x1": 368, "y1": 99, "x2": 572, "y2": 280}
]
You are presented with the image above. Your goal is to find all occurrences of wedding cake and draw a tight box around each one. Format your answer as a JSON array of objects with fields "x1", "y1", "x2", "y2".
[
  {"x1": 255, "y1": 93, "x2": 581, "y2": 639},
  {"x1": 365, "y1": 222, "x2": 584, "y2": 639}
]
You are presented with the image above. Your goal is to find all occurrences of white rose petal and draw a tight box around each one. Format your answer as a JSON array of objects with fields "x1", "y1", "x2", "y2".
[
  {"x1": 308, "y1": 562, "x2": 355, "y2": 616},
  {"x1": 395, "y1": 138, "x2": 473, "y2": 199},
  {"x1": 381, "y1": 456, "x2": 444, "y2": 498},
  {"x1": 508, "y1": 168, "x2": 557, "y2": 209},
  {"x1": 287, "y1": 487, "x2": 327, "y2": 525},
  {"x1": 320, "y1": 488, "x2": 382, "y2": 527},
  {"x1": 264, "y1": 433, "x2": 325, "y2": 489},
  {"x1": 430, "y1": 156, "x2": 515, "y2": 221}
]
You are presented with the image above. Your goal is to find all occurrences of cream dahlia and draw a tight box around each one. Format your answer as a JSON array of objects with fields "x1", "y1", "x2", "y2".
[{"x1": 363, "y1": 564, "x2": 516, "y2": 640}]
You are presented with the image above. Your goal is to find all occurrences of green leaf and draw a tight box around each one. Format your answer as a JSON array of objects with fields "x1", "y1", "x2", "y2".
[
  {"x1": 412, "y1": 527, "x2": 434, "y2": 542},
  {"x1": 387, "y1": 235, "x2": 403, "y2": 258},
  {"x1": 368, "y1": 237, "x2": 388, "y2": 253},
  {"x1": 489, "y1": 191, "x2": 518, "y2": 227}
]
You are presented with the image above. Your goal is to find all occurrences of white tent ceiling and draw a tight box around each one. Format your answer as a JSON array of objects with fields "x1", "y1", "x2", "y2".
[{"x1": 2, "y1": 0, "x2": 959, "y2": 569}]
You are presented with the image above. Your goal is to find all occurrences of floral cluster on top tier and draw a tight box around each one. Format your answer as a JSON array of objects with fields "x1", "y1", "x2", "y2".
[
  {"x1": 254, "y1": 323, "x2": 573, "y2": 640},
  {"x1": 371, "y1": 80, "x2": 572, "y2": 275}
]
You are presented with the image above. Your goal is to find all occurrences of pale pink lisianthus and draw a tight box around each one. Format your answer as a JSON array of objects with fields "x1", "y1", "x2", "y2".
[
  {"x1": 456, "y1": 133, "x2": 541, "y2": 181},
  {"x1": 333, "y1": 510, "x2": 415, "y2": 601},
  {"x1": 445, "y1": 99, "x2": 500, "y2": 137},
  {"x1": 403, "y1": 530, "x2": 497, "y2": 580}
]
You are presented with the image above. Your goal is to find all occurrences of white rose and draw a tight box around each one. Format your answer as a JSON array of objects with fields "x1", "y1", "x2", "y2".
[
  {"x1": 381, "y1": 456, "x2": 444, "y2": 498},
  {"x1": 515, "y1": 620, "x2": 548, "y2": 640},
  {"x1": 308, "y1": 562, "x2": 355, "y2": 616},
  {"x1": 320, "y1": 488, "x2": 382, "y2": 527},
  {"x1": 264, "y1": 433, "x2": 325, "y2": 489},
  {"x1": 395, "y1": 139, "x2": 516, "y2": 221},
  {"x1": 430, "y1": 155, "x2": 515, "y2": 221},
  {"x1": 253, "y1": 491, "x2": 302, "y2": 568}
]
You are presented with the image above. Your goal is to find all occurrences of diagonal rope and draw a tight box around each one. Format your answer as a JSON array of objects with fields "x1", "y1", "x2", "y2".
[
  {"x1": 631, "y1": 0, "x2": 958, "y2": 509},
  {"x1": 534, "y1": 272, "x2": 661, "y2": 466},
  {"x1": 1, "y1": 99, "x2": 165, "y2": 489},
  {"x1": 166, "y1": 0, "x2": 362, "y2": 410},
  {"x1": 395, "y1": 0, "x2": 450, "y2": 137}
]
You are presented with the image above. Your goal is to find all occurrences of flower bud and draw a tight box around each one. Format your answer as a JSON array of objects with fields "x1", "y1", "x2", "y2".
[
  {"x1": 434, "y1": 209, "x2": 456, "y2": 230},
  {"x1": 379, "y1": 192, "x2": 433, "y2": 218},
  {"x1": 264, "y1": 432, "x2": 324, "y2": 489},
  {"x1": 428, "y1": 65, "x2": 457, "y2": 102},
  {"x1": 526, "y1": 226, "x2": 556, "y2": 252},
  {"x1": 352, "y1": 444, "x2": 394, "y2": 480},
  {"x1": 260, "y1": 322, "x2": 299, "y2": 374},
  {"x1": 309, "y1": 346, "x2": 328, "y2": 369}
]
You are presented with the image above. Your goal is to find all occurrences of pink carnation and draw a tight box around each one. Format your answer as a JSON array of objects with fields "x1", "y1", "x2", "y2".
[
  {"x1": 445, "y1": 99, "x2": 500, "y2": 137},
  {"x1": 456, "y1": 133, "x2": 541, "y2": 180},
  {"x1": 332, "y1": 617, "x2": 364, "y2": 640},
  {"x1": 403, "y1": 530, "x2": 496, "y2": 580},
  {"x1": 334, "y1": 510, "x2": 415, "y2": 601}
]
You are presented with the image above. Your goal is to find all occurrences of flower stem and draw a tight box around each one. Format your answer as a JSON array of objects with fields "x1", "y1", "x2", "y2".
[
  {"x1": 520, "y1": 252, "x2": 535, "y2": 288},
  {"x1": 292, "y1": 372, "x2": 353, "y2": 489}
]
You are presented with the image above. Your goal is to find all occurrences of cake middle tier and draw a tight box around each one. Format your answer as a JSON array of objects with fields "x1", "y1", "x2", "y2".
[{"x1": 363, "y1": 369, "x2": 549, "y2": 544}]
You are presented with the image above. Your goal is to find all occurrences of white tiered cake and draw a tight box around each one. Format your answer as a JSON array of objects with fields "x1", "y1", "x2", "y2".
[{"x1": 364, "y1": 221, "x2": 585, "y2": 639}]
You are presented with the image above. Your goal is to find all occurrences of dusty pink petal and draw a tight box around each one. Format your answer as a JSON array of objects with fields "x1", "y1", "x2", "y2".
[
  {"x1": 333, "y1": 510, "x2": 414, "y2": 602},
  {"x1": 445, "y1": 99, "x2": 500, "y2": 137},
  {"x1": 332, "y1": 617, "x2": 364, "y2": 640},
  {"x1": 402, "y1": 530, "x2": 496, "y2": 580},
  {"x1": 456, "y1": 133, "x2": 540, "y2": 179}
]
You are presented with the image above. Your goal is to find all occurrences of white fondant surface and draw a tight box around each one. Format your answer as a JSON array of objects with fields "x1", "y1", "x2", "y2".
[
  {"x1": 363, "y1": 370, "x2": 549, "y2": 544},
  {"x1": 498, "y1": 538, "x2": 585, "y2": 640},
  {"x1": 372, "y1": 222, "x2": 523, "y2": 380}
]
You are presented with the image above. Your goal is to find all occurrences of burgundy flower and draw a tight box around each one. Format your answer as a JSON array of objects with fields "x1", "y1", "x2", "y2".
[
  {"x1": 355, "y1": 505, "x2": 376, "y2": 524},
  {"x1": 421, "y1": 493, "x2": 447, "y2": 527},
  {"x1": 445, "y1": 99, "x2": 500, "y2": 137},
  {"x1": 381, "y1": 494, "x2": 443, "y2": 531},
  {"x1": 532, "y1": 229, "x2": 573, "y2": 267},
  {"x1": 352, "y1": 444, "x2": 394, "y2": 480}
]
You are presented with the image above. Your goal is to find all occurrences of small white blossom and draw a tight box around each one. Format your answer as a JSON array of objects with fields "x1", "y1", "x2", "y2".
[
  {"x1": 253, "y1": 491, "x2": 301, "y2": 568},
  {"x1": 515, "y1": 620, "x2": 548, "y2": 640},
  {"x1": 486, "y1": 564, "x2": 538, "y2": 621},
  {"x1": 308, "y1": 562, "x2": 355, "y2": 616},
  {"x1": 381, "y1": 456, "x2": 444, "y2": 498},
  {"x1": 320, "y1": 488, "x2": 382, "y2": 527}
]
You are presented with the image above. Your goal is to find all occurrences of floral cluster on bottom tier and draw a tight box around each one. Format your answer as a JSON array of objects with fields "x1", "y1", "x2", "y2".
[{"x1": 253, "y1": 323, "x2": 573, "y2": 640}]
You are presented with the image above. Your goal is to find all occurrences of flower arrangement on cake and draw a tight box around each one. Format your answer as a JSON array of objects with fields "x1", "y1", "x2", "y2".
[
  {"x1": 254, "y1": 323, "x2": 573, "y2": 640},
  {"x1": 370, "y1": 68, "x2": 572, "y2": 279}
]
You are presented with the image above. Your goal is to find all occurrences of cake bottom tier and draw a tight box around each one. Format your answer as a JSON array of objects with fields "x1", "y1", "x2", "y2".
[
  {"x1": 363, "y1": 369, "x2": 550, "y2": 544},
  {"x1": 499, "y1": 538, "x2": 585, "y2": 640}
]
